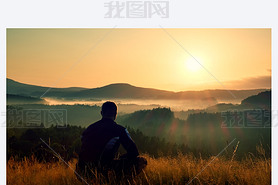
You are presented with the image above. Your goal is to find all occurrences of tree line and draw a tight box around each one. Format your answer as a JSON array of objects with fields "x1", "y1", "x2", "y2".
[{"x1": 7, "y1": 125, "x2": 193, "y2": 162}]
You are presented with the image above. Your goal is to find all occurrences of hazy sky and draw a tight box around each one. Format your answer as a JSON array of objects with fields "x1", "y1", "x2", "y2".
[{"x1": 7, "y1": 28, "x2": 271, "y2": 91}]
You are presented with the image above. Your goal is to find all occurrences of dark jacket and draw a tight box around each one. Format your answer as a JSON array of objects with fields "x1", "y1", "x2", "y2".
[{"x1": 79, "y1": 118, "x2": 139, "y2": 165}]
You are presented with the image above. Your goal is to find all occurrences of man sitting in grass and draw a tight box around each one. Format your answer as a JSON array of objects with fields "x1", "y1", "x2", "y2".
[{"x1": 76, "y1": 101, "x2": 147, "y2": 181}]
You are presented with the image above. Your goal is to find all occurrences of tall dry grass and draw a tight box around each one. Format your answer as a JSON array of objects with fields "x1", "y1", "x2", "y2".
[{"x1": 7, "y1": 149, "x2": 271, "y2": 185}]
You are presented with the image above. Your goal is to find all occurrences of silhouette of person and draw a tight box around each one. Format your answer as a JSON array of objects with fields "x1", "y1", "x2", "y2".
[{"x1": 76, "y1": 101, "x2": 147, "y2": 181}]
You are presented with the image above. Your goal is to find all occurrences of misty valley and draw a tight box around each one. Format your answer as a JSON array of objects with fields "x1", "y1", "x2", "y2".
[{"x1": 6, "y1": 78, "x2": 271, "y2": 161}]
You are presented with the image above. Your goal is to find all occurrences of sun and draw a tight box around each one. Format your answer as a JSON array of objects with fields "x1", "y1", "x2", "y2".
[{"x1": 185, "y1": 57, "x2": 202, "y2": 72}]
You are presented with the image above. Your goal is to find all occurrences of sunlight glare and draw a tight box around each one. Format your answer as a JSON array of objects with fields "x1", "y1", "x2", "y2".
[{"x1": 185, "y1": 57, "x2": 202, "y2": 72}]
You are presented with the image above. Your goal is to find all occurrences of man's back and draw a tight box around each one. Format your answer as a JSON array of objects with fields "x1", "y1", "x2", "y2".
[{"x1": 79, "y1": 118, "x2": 139, "y2": 165}]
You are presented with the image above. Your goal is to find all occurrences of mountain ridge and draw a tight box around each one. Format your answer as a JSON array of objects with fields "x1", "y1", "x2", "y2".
[{"x1": 7, "y1": 78, "x2": 269, "y2": 101}]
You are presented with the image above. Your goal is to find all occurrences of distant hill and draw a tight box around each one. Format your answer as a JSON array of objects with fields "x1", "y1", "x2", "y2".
[
  {"x1": 7, "y1": 78, "x2": 269, "y2": 101},
  {"x1": 117, "y1": 107, "x2": 180, "y2": 137},
  {"x1": 7, "y1": 94, "x2": 47, "y2": 104},
  {"x1": 206, "y1": 90, "x2": 271, "y2": 112},
  {"x1": 7, "y1": 78, "x2": 87, "y2": 97},
  {"x1": 69, "y1": 83, "x2": 268, "y2": 101},
  {"x1": 206, "y1": 103, "x2": 238, "y2": 112},
  {"x1": 241, "y1": 91, "x2": 271, "y2": 109},
  {"x1": 71, "y1": 83, "x2": 174, "y2": 99}
]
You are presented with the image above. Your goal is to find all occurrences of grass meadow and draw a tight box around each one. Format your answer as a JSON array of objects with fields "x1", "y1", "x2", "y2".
[{"x1": 7, "y1": 149, "x2": 271, "y2": 185}]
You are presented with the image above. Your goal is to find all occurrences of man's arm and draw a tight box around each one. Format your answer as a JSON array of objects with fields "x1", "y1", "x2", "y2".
[{"x1": 119, "y1": 128, "x2": 139, "y2": 158}]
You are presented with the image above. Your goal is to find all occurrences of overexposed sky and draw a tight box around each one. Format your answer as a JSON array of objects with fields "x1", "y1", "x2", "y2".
[{"x1": 7, "y1": 28, "x2": 271, "y2": 91}]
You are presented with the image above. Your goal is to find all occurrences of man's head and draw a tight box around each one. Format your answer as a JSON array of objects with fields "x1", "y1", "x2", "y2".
[{"x1": 101, "y1": 101, "x2": 117, "y2": 120}]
